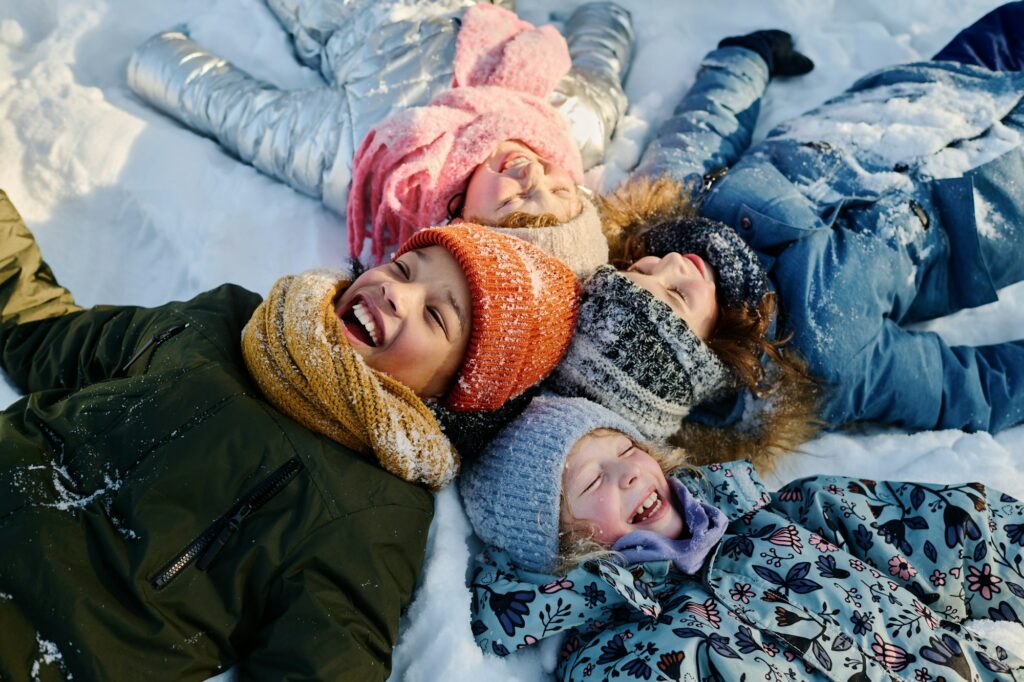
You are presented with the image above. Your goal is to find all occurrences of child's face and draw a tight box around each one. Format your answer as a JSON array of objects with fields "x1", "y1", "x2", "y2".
[
  {"x1": 624, "y1": 252, "x2": 720, "y2": 339},
  {"x1": 560, "y1": 429, "x2": 684, "y2": 545},
  {"x1": 462, "y1": 140, "x2": 581, "y2": 225},
  {"x1": 334, "y1": 246, "x2": 472, "y2": 398}
]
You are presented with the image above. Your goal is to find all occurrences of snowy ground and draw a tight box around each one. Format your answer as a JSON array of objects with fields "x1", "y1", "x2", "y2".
[{"x1": 1, "y1": 0, "x2": 1022, "y2": 678}]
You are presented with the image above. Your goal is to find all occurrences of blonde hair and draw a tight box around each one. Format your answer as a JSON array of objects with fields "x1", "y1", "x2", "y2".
[
  {"x1": 597, "y1": 175, "x2": 823, "y2": 473},
  {"x1": 554, "y1": 432, "x2": 697, "y2": 573},
  {"x1": 461, "y1": 211, "x2": 562, "y2": 228}
]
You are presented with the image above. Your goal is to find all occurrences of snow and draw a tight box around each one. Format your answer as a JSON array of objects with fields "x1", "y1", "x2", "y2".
[{"x1": 1, "y1": 0, "x2": 1022, "y2": 678}]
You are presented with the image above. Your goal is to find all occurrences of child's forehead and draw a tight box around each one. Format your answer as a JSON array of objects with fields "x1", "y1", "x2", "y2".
[{"x1": 567, "y1": 428, "x2": 630, "y2": 464}]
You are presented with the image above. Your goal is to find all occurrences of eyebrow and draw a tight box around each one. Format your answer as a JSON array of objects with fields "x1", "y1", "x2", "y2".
[{"x1": 411, "y1": 250, "x2": 469, "y2": 337}]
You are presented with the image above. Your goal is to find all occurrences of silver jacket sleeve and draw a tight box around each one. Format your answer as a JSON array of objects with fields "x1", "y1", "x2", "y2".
[
  {"x1": 125, "y1": 3, "x2": 470, "y2": 213},
  {"x1": 550, "y1": 2, "x2": 635, "y2": 170},
  {"x1": 126, "y1": 31, "x2": 352, "y2": 212}
]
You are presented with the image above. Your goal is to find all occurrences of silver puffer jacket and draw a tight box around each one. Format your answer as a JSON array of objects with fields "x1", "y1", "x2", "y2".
[{"x1": 127, "y1": 0, "x2": 633, "y2": 216}]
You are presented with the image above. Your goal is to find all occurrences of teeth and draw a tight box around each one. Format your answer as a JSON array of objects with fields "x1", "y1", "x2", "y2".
[
  {"x1": 632, "y1": 492, "x2": 661, "y2": 523},
  {"x1": 505, "y1": 156, "x2": 530, "y2": 170},
  {"x1": 352, "y1": 302, "x2": 380, "y2": 345}
]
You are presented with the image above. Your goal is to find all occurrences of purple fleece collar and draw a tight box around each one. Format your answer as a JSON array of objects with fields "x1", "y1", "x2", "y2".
[{"x1": 611, "y1": 478, "x2": 728, "y2": 574}]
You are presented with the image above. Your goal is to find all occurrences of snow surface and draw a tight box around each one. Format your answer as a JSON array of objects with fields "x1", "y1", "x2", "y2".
[{"x1": 1, "y1": 0, "x2": 1023, "y2": 678}]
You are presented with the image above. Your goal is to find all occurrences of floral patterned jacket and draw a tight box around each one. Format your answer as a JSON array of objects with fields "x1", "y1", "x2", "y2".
[{"x1": 469, "y1": 461, "x2": 1024, "y2": 681}]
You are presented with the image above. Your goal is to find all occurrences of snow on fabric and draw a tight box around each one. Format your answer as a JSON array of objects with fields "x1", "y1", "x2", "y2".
[{"x1": 0, "y1": 0, "x2": 1022, "y2": 680}]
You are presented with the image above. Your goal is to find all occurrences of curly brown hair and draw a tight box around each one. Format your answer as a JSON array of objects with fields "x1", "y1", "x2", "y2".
[{"x1": 597, "y1": 175, "x2": 823, "y2": 472}]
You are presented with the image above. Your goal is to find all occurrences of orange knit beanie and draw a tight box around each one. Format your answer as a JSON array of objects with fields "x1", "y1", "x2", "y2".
[{"x1": 397, "y1": 224, "x2": 579, "y2": 412}]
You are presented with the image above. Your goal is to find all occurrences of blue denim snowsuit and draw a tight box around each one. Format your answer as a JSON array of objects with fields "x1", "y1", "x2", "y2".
[{"x1": 635, "y1": 46, "x2": 1024, "y2": 432}]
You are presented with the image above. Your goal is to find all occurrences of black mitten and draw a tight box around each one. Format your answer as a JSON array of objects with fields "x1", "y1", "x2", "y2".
[{"x1": 718, "y1": 29, "x2": 814, "y2": 77}]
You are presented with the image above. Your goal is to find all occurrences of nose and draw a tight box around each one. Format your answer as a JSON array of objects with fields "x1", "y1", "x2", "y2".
[
  {"x1": 629, "y1": 255, "x2": 661, "y2": 276},
  {"x1": 617, "y1": 461, "x2": 641, "y2": 489},
  {"x1": 510, "y1": 158, "x2": 542, "y2": 187},
  {"x1": 660, "y1": 252, "x2": 688, "y2": 272},
  {"x1": 381, "y1": 279, "x2": 424, "y2": 317}
]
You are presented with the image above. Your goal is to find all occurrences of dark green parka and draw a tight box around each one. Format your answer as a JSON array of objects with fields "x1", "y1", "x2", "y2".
[{"x1": 0, "y1": 191, "x2": 433, "y2": 681}]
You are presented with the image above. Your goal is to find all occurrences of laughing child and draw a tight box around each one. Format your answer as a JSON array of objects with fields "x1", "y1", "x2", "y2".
[
  {"x1": 0, "y1": 191, "x2": 578, "y2": 680},
  {"x1": 462, "y1": 396, "x2": 1024, "y2": 681}
]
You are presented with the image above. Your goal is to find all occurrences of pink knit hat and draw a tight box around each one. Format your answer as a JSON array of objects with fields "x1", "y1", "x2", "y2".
[
  {"x1": 452, "y1": 4, "x2": 569, "y2": 95},
  {"x1": 346, "y1": 5, "x2": 582, "y2": 264}
]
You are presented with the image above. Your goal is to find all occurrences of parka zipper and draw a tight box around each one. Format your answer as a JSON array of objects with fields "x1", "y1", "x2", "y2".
[
  {"x1": 151, "y1": 457, "x2": 303, "y2": 589},
  {"x1": 122, "y1": 323, "x2": 190, "y2": 373}
]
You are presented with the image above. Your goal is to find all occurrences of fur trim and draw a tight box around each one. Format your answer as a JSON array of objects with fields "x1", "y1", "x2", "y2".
[
  {"x1": 597, "y1": 176, "x2": 696, "y2": 266},
  {"x1": 670, "y1": 374, "x2": 822, "y2": 475}
]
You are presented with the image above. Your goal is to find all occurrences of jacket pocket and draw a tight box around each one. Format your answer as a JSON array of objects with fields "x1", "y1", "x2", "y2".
[
  {"x1": 150, "y1": 457, "x2": 303, "y2": 589},
  {"x1": 121, "y1": 322, "x2": 190, "y2": 375}
]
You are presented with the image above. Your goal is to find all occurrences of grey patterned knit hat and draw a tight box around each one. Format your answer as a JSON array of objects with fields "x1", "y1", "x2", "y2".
[
  {"x1": 547, "y1": 266, "x2": 736, "y2": 439},
  {"x1": 641, "y1": 216, "x2": 768, "y2": 311},
  {"x1": 459, "y1": 395, "x2": 642, "y2": 573}
]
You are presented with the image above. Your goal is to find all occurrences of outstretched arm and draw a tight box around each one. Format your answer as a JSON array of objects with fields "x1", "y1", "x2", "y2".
[
  {"x1": 634, "y1": 30, "x2": 812, "y2": 194},
  {"x1": 633, "y1": 45, "x2": 770, "y2": 193},
  {"x1": 771, "y1": 474, "x2": 1024, "y2": 625},
  {"x1": 0, "y1": 200, "x2": 258, "y2": 395},
  {"x1": 0, "y1": 190, "x2": 80, "y2": 329}
]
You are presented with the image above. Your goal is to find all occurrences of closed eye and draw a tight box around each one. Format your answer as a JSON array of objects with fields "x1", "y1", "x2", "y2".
[
  {"x1": 582, "y1": 474, "x2": 601, "y2": 494},
  {"x1": 668, "y1": 287, "x2": 687, "y2": 305},
  {"x1": 428, "y1": 306, "x2": 449, "y2": 339},
  {"x1": 394, "y1": 259, "x2": 411, "y2": 280}
]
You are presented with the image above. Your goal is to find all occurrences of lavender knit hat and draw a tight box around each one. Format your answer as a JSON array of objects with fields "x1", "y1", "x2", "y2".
[
  {"x1": 547, "y1": 265, "x2": 736, "y2": 439},
  {"x1": 460, "y1": 395, "x2": 642, "y2": 573}
]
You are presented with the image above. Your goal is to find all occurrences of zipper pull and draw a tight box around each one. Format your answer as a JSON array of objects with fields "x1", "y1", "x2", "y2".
[
  {"x1": 197, "y1": 502, "x2": 253, "y2": 571},
  {"x1": 122, "y1": 323, "x2": 190, "y2": 372}
]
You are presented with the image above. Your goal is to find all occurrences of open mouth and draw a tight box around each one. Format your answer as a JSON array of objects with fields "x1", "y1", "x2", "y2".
[
  {"x1": 338, "y1": 297, "x2": 382, "y2": 347},
  {"x1": 501, "y1": 154, "x2": 531, "y2": 173},
  {"x1": 630, "y1": 490, "x2": 664, "y2": 524}
]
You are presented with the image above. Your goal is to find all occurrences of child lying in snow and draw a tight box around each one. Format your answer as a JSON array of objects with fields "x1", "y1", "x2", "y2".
[
  {"x1": 462, "y1": 396, "x2": 1024, "y2": 681},
  {"x1": 0, "y1": 190, "x2": 578, "y2": 680},
  {"x1": 127, "y1": 1, "x2": 634, "y2": 276},
  {"x1": 550, "y1": 11, "x2": 1024, "y2": 466}
]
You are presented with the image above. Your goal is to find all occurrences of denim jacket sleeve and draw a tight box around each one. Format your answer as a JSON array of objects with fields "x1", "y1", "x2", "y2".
[{"x1": 633, "y1": 46, "x2": 770, "y2": 194}]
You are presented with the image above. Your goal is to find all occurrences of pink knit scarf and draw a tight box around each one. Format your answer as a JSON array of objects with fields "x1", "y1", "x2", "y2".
[{"x1": 346, "y1": 4, "x2": 583, "y2": 263}]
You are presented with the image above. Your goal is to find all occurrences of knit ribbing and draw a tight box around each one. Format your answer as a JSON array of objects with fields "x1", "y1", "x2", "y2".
[
  {"x1": 548, "y1": 266, "x2": 735, "y2": 439},
  {"x1": 460, "y1": 396, "x2": 642, "y2": 573},
  {"x1": 397, "y1": 225, "x2": 580, "y2": 412},
  {"x1": 642, "y1": 216, "x2": 768, "y2": 311}
]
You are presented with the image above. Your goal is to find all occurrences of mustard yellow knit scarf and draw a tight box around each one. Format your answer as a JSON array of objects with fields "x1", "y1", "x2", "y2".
[{"x1": 241, "y1": 268, "x2": 459, "y2": 490}]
